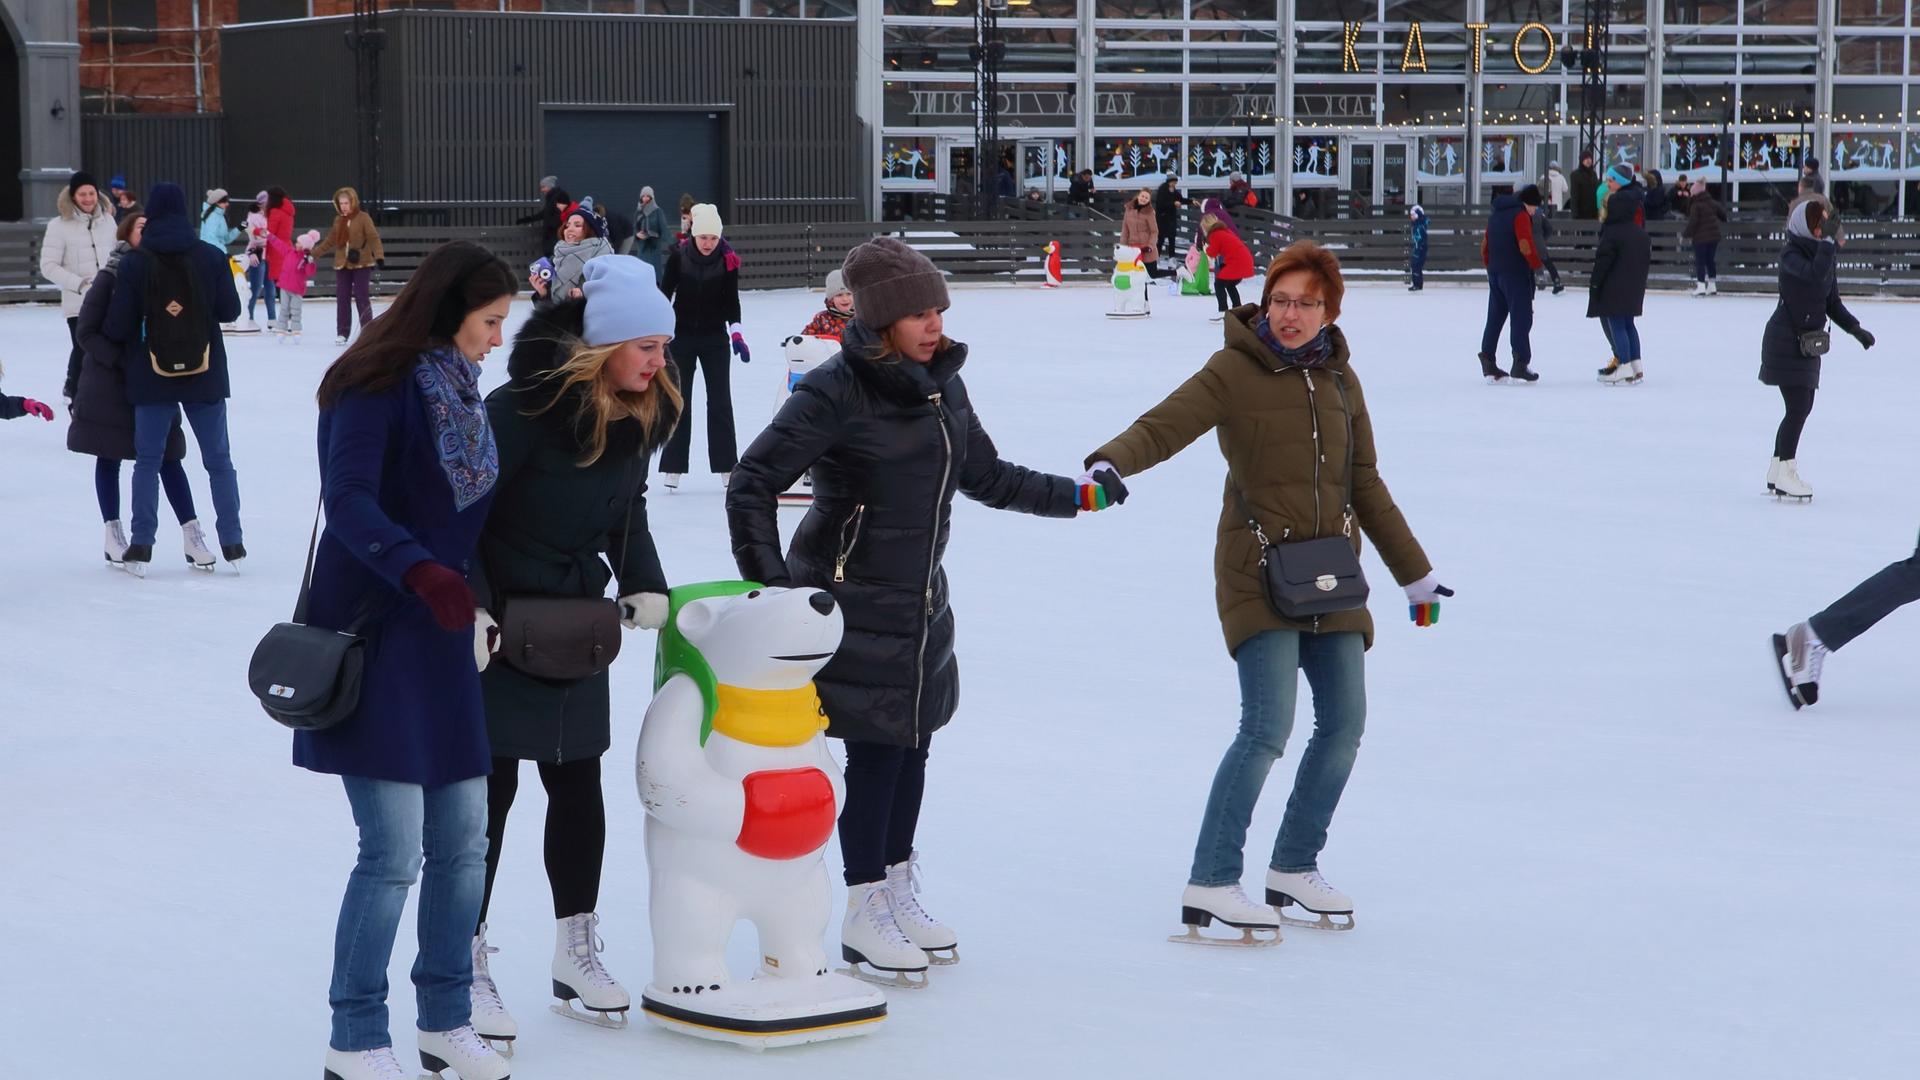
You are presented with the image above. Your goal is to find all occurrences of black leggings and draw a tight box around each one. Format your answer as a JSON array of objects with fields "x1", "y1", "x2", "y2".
[
  {"x1": 1775, "y1": 386, "x2": 1816, "y2": 460},
  {"x1": 1215, "y1": 277, "x2": 1245, "y2": 312},
  {"x1": 659, "y1": 330, "x2": 738, "y2": 475},
  {"x1": 839, "y1": 738, "x2": 931, "y2": 887},
  {"x1": 478, "y1": 756, "x2": 605, "y2": 928}
]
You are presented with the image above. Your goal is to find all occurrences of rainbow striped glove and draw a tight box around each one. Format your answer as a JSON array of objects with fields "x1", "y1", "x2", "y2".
[
  {"x1": 1405, "y1": 573, "x2": 1453, "y2": 627},
  {"x1": 729, "y1": 323, "x2": 752, "y2": 363},
  {"x1": 1074, "y1": 462, "x2": 1128, "y2": 512}
]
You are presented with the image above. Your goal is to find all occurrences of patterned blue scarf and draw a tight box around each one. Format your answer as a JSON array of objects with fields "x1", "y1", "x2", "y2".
[
  {"x1": 413, "y1": 346, "x2": 497, "y2": 511},
  {"x1": 1255, "y1": 321, "x2": 1334, "y2": 369}
]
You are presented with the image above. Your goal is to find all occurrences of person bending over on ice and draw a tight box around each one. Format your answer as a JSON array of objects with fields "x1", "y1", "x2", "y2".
[
  {"x1": 297, "y1": 240, "x2": 520, "y2": 1080},
  {"x1": 1203, "y1": 213, "x2": 1255, "y2": 322},
  {"x1": 800, "y1": 269, "x2": 855, "y2": 342},
  {"x1": 1083, "y1": 239, "x2": 1450, "y2": 944},
  {"x1": 725, "y1": 237, "x2": 1125, "y2": 987},
  {"x1": 462, "y1": 256, "x2": 682, "y2": 1049}
]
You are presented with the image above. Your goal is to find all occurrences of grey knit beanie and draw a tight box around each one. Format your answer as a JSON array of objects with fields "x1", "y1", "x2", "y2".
[{"x1": 841, "y1": 237, "x2": 947, "y2": 330}]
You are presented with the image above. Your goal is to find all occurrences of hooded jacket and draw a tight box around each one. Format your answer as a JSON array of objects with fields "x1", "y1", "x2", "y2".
[
  {"x1": 1682, "y1": 189, "x2": 1726, "y2": 246},
  {"x1": 1085, "y1": 311, "x2": 1431, "y2": 655},
  {"x1": 1120, "y1": 197, "x2": 1160, "y2": 251},
  {"x1": 312, "y1": 187, "x2": 384, "y2": 271},
  {"x1": 264, "y1": 199, "x2": 297, "y2": 278},
  {"x1": 40, "y1": 186, "x2": 119, "y2": 318},
  {"x1": 102, "y1": 184, "x2": 243, "y2": 406},
  {"x1": 633, "y1": 197, "x2": 669, "y2": 263},
  {"x1": 1759, "y1": 214, "x2": 1862, "y2": 390},
  {"x1": 1409, "y1": 207, "x2": 1429, "y2": 255},
  {"x1": 1569, "y1": 163, "x2": 1601, "y2": 219},
  {"x1": 68, "y1": 243, "x2": 188, "y2": 462},
  {"x1": 471, "y1": 297, "x2": 675, "y2": 763},
  {"x1": 1587, "y1": 185, "x2": 1652, "y2": 320},
  {"x1": 725, "y1": 319, "x2": 1079, "y2": 747},
  {"x1": 197, "y1": 203, "x2": 242, "y2": 253}
]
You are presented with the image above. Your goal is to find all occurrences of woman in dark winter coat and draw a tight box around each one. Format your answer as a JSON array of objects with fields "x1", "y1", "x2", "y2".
[
  {"x1": 658, "y1": 202, "x2": 745, "y2": 487},
  {"x1": 69, "y1": 211, "x2": 205, "y2": 570},
  {"x1": 726, "y1": 236, "x2": 1110, "y2": 983},
  {"x1": 464, "y1": 257, "x2": 680, "y2": 1045},
  {"x1": 1757, "y1": 200, "x2": 1873, "y2": 501},
  {"x1": 296, "y1": 240, "x2": 518, "y2": 1080},
  {"x1": 1591, "y1": 178, "x2": 1653, "y2": 385},
  {"x1": 1154, "y1": 176, "x2": 1189, "y2": 260},
  {"x1": 1681, "y1": 181, "x2": 1726, "y2": 294},
  {"x1": 632, "y1": 186, "x2": 669, "y2": 278},
  {"x1": 1082, "y1": 239, "x2": 1446, "y2": 941}
]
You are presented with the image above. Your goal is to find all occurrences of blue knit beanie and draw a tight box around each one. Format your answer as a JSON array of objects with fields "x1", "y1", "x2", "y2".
[
  {"x1": 580, "y1": 257, "x2": 675, "y2": 346},
  {"x1": 1605, "y1": 165, "x2": 1635, "y2": 187},
  {"x1": 145, "y1": 182, "x2": 188, "y2": 221}
]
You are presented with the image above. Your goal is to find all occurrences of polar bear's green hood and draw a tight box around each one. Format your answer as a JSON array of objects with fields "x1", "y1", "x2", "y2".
[{"x1": 653, "y1": 580, "x2": 764, "y2": 746}]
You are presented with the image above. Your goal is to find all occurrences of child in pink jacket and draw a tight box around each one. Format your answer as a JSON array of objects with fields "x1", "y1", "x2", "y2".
[{"x1": 266, "y1": 229, "x2": 321, "y2": 341}]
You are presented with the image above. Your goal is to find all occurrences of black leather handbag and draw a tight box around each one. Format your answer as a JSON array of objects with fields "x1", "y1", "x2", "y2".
[
  {"x1": 1798, "y1": 329, "x2": 1831, "y2": 357},
  {"x1": 1229, "y1": 383, "x2": 1369, "y2": 620},
  {"x1": 493, "y1": 461, "x2": 636, "y2": 682},
  {"x1": 248, "y1": 499, "x2": 366, "y2": 731}
]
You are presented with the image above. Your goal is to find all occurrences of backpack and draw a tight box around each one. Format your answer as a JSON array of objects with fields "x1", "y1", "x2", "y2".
[{"x1": 144, "y1": 251, "x2": 210, "y2": 378}]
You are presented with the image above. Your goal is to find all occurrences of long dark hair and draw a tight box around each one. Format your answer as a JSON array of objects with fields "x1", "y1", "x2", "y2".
[
  {"x1": 316, "y1": 240, "x2": 517, "y2": 408},
  {"x1": 266, "y1": 186, "x2": 288, "y2": 211}
]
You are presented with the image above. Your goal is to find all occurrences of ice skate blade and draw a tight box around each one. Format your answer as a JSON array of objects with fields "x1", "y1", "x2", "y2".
[
  {"x1": 1266, "y1": 891, "x2": 1356, "y2": 931},
  {"x1": 1770, "y1": 492, "x2": 1812, "y2": 503},
  {"x1": 1167, "y1": 925, "x2": 1281, "y2": 948},
  {"x1": 478, "y1": 1035, "x2": 515, "y2": 1058},
  {"x1": 1771, "y1": 634, "x2": 1816, "y2": 709},
  {"x1": 838, "y1": 963, "x2": 928, "y2": 990},
  {"x1": 551, "y1": 1000, "x2": 631, "y2": 1029},
  {"x1": 923, "y1": 945, "x2": 959, "y2": 966}
]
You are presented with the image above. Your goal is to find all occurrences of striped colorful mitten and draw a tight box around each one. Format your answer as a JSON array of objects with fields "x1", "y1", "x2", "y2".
[
  {"x1": 1075, "y1": 464, "x2": 1128, "y2": 513},
  {"x1": 1404, "y1": 575, "x2": 1453, "y2": 628}
]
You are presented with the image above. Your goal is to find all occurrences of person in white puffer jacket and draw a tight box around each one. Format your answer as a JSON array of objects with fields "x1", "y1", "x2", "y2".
[{"x1": 40, "y1": 172, "x2": 119, "y2": 399}]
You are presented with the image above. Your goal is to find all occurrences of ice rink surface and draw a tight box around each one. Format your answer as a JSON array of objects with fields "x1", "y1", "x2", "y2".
[{"x1": 2, "y1": 275, "x2": 1917, "y2": 1078}]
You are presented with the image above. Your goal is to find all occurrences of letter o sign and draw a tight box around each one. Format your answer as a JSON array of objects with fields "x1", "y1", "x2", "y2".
[{"x1": 1513, "y1": 21, "x2": 1556, "y2": 74}]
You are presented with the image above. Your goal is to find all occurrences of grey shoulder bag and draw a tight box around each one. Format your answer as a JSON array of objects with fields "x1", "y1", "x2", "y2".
[
  {"x1": 247, "y1": 495, "x2": 367, "y2": 731},
  {"x1": 495, "y1": 460, "x2": 637, "y2": 682},
  {"x1": 1229, "y1": 376, "x2": 1368, "y2": 619}
]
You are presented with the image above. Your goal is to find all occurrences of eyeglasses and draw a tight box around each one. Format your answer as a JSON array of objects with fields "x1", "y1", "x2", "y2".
[{"x1": 1268, "y1": 297, "x2": 1326, "y2": 313}]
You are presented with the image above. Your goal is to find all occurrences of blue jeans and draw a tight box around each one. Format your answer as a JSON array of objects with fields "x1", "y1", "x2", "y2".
[
  {"x1": 132, "y1": 402, "x2": 241, "y2": 547},
  {"x1": 246, "y1": 258, "x2": 277, "y2": 322},
  {"x1": 331, "y1": 775, "x2": 489, "y2": 1052},
  {"x1": 1602, "y1": 315, "x2": 1641, "y2": 361},
  {"x1": 1189, "y1": 630, "x2": 1367, "y2": 885}
]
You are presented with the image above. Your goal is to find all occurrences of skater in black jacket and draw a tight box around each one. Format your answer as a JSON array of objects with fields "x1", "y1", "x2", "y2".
[{"x1": 725, "y1": 236, "x2": 1119, "y2": 986}]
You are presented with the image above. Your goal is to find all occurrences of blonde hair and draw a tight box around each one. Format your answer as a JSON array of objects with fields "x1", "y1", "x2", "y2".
[{"x1": 529, "y1": 335, "x2": 683, "y2": 466}]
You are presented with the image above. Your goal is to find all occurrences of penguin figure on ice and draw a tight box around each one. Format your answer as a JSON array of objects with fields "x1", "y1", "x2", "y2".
[
  {"x1": 636, "y1": 582, "x2": 888, "y2": 1048},
  {"x1": 1043, "y1": 240, "x2": 1063, "y2": 288},
  {"x1": 1107, "y1": 244, "x2": 1151, "y2": 318}
]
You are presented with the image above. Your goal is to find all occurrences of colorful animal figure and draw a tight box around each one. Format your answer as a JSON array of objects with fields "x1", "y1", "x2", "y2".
[
  {"x1": 1107, "y1": 244, "x2": 1151, "y2": 319},
  {"x1": 1179, "y1": 236, "x2": 1213, "y2": 297},
  {"x1": 636, "y1": 582, "x2": 888, "y2": 1048},
  {"x1": 1043, "y1": 239, "x2": 1063, "y2": 288}
]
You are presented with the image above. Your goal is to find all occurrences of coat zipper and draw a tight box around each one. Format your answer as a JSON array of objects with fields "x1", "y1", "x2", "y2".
[
  {"x1": 913, "y1": 393, "x2": 954, "y2": 747},
  {"x1": 833, "y1": 504, "x2": 868, "y2": 583}
]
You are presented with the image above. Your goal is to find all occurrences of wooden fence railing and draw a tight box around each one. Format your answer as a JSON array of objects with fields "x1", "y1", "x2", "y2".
[{"x1": 6, "y1": 213, "x2": 1919, "y2": 303}]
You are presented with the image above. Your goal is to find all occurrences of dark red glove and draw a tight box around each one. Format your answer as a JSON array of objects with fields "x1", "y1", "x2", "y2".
[
  {"x1": 402, "y1": 560, "x2": 476, "y2": 632},
  {"x1": 735, "y1": 767, "x2": 836, "y2": 860},
  {"x1": 21, "y1": 399, "x2": 53, "y2": 421}
]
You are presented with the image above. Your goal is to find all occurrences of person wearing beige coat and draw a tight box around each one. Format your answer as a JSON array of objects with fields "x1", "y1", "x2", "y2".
[
  {"x1": 1120, "y1": 189, "x2": 1172, "y2": 279},
  {"x1": 1082, "y1": 239, "x2": 1450, "y2": 937}
]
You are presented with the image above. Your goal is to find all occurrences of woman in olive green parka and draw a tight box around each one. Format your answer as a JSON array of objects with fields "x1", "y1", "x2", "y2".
[{"x1": 1083, "y1": 239, "x2": 1450, "y2": 937}]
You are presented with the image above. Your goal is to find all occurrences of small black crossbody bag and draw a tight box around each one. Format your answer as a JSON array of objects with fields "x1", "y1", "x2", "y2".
[{"x1": 248, "y1": 497, "x2": 368, "y2": 731}]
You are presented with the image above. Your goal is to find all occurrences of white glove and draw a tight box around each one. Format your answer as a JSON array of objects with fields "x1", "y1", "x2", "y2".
[
  {"x1": 620, "y1": 592, "x2": 670, "y2": 631},
  {"x1": 474, "y1": 609, "x2": 499, "y2": 672},
  {"x1": 1075, "y1": 459, "x2": 1119, "y2": 488},
  {"x1": 1403, "y1": 573, "x2": 1452, "y2": 605}
]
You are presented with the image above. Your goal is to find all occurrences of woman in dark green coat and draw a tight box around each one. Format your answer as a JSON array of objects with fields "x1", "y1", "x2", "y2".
[{"x1": 466, "y1": 257, "x2": 681, "y2": 1048}]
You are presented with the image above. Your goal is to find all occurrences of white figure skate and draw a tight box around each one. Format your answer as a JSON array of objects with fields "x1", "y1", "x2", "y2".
[
  {"x1": 1265, "y1": 869, "x2": 1356, "y2": 931},
  {"x1": 551, "y1": 912, "x2": 630, "y2": 1028},
  {"x1": 1169, "y1": 884, "x2": 1282, "y2": 947},
  {"x1": 840, "y1": 882, "x2": 929, "y2": 989},
  {"x1": 885, "y1": 851, "x2": 958, "y2": 964}
]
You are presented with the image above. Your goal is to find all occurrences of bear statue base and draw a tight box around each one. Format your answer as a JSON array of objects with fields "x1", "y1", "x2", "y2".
[{"x1": 640, "y1": 973, "x2": 886, "y2": 1050}]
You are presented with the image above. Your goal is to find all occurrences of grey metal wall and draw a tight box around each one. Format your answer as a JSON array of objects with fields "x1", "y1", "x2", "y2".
[
  {"x1": 219, "y1": 11, "x2": 864, "y2": 228},
  {"x1": 80, "y1": 114, "x2": 226, "y2": 212}
]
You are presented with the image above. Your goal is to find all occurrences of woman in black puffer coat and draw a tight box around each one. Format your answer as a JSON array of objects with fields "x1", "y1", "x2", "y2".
[
  {"x1": 1757, "y1": 199, "x2": 1872, "y2": 500},
  {"x1": 467, "y1": 256, "x2": 680, "y2": 1029},
  {"x1": 68, "y1": 211, "x2": 200, "y2": 569},
  {"x1": 658, "y1": 202, "x2": 744, "y2": 485},
  {"x1": 727, "y1": 237, "x2": 1118, "y2": 979},
  {"x1": 1590, "y1": 180, "x2": 1652, "y2": 385}
]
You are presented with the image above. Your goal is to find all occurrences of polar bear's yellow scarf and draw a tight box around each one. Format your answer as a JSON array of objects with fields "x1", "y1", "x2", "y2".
[{"x1": 710, "y1": 684, "x2": 828, "y2": 748}]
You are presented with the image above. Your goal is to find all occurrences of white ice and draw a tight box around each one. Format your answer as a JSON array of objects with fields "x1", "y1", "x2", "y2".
[{"x1": 2, "y1": 278, "x2": 1918, "y2": 1078}]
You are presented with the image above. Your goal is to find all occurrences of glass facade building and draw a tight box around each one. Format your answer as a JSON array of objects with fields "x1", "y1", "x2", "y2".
[{"x1": 860, "y1": 0, "x2": 1920, "y2": 217}]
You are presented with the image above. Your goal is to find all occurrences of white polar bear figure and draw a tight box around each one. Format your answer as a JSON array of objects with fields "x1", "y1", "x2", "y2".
[
  {"x1": 1107, "y1": 244, "x2": 1152, "y2": 319},
  {"x1": 775, "y1": 336, "x2": 841, "y2": 507},
  {"x1": 636, "y1": 582, "x2": 887, "y2": 1048}
]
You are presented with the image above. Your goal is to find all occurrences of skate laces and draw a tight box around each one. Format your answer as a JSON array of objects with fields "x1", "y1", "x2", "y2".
[
  {"x1": 864, "y1": 884, "x2": 916, "y2": 948},
  {"x1": 887, "y1": 854, "x2": 939, "y2": 927},
  {"x1": 440, "y1": 1025, "x2": 496, "y2": 1058},
  {"x1": 470, "y1": 934, "x2": 504, "y2": 1009},
  {"x1": 564, "y1": 913, "x2": 618, "y2": 987},
  {"x1": 357, "y1": 1047, "x2": 407, "y2": 1080}
]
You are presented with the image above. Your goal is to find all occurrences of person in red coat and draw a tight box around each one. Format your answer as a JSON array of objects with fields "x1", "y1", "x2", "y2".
[{"x1": 1203, "y1": 212, "x2": 1256, "y2": 321}]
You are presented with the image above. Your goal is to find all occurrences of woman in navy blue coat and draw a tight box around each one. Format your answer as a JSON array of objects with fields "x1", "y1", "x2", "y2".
[{"x1": 294, "y1": 240, "x2": 521, "y2": 1080}]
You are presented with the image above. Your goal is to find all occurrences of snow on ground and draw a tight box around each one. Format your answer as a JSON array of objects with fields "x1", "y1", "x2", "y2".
[{"x1": 3, "y1": 277, "x2": 1919, "y2": 1079}]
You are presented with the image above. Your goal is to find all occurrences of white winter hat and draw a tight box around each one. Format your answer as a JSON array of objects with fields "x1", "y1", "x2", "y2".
[
  {"x1": 824, "y1": 269, "x2": 851, "y2": 299},
  {"x1": 689, "y1": 203, "x2": 723, "y2": 238}
]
